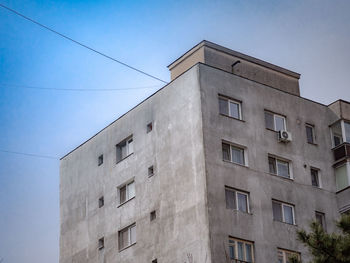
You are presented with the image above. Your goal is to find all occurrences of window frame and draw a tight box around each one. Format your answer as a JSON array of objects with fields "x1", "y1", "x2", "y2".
[
  {"x1": 218, "y1": 95, "x2": 243, "y2": 120},
  {"x1": 268, "y1": 155, "x2": 292, "y2": 179},
  {"x1": 225, "y1": 187, "x2": 250, "y2": 214},
  {"x1": 277, "y1": 248, "x2": 300, "y2": 263},
  {"x1": 315, "y1": 211, "x2": 326, "y2": 231},
  {"x1": 310, "y1": 167, "x2": 321, "y2": 188},
  {"x1": 116, "y1": 135, "x2": 134, "y2": 163},
  {"x1": 222, "y1": 141, "x2": 248, "y2": 167},
  {"x1": 118, "y1": 223, "x2": 136, "y2": 251},
  {"x1": 228, "y1": 237, "x2": 255, "y2": 262},
  {"x1": 265, "y1": 110, "x2": 287, "y2": 132},
  {"x1": 118, "y1": 180, "x2": 135, "y2": 206},
  {"x1": 306, "y1": 123, "x2": 316, "y2": 144},
  {"x1": 272, "y1": 200, "x2": 296, "y2": 225}
]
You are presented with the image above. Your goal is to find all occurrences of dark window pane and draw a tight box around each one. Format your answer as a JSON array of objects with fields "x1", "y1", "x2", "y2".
[
  {"x1": 219, "y1": 98, "x2": 229, "y2": 115},
  {"x1": 222, "y1": 143, "x2": 231, "y2": 161},
  {"x1": 311, "y1": 169, "x2": 319, "y2": 187},
  {"x1": 245, "y1": 244, "x2": 252, "y2": 262},
  {"x1": 229, "y1": 245, "x2": 235, "y2": 259},
  {"x1": 268, "y1": 157, "x2": 276, "y2": 174},
  {"x1": 272, "y1": 201, "x2": 282, "y2": 221},
  {"x1": 225, "y1": 189, "x2": 236, "y2": 210},
  {"x1": 237, "y1": 242, "x2": 244, "y2": 260},
  {"x1": 120, "y1": 186, "x2": 127, "y2": 203},
  {"x1": 306, "y1": 126, "x2": 314, "y2": 143},
  {"x1": 265, "y1": 111, "x2": 274, "y2": 130}
]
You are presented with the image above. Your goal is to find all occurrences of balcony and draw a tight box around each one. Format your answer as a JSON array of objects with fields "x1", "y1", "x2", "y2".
[{"x1": 333, "y1": 142, "x2": 350, "y2": 163}]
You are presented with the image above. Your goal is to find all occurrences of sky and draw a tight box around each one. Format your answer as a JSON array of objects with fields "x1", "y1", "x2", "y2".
[{"x1": 0, "y1": 0, "x2": 349, "y2": 262}]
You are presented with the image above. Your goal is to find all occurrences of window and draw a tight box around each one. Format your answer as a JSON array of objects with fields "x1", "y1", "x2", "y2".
[
  {"x1": 265, "y1": 111, "x2": 286, "y2": 131},
  {"x1": 116, "y1": 136, "x2": 133, "y2": 163},
  {"x1": 311, "y1": 168, "x2": 320, "y2": 188},
  {"x1": 219, "y1": 95, "x2": 242, "y2": 120},
  {"x1": 98, "y1": 196, "x2": 104, "y2": 208},
  {"x1": 98, "y1": 154, "x2": 103, "y2": 166},
  {"x1": 345, "y1": 121, "x2": 350, "y2": 143},
  {"x1": 147, "y1": 122, "x2": 153, "y2": 133},
  {"x1": 277, "y1": 248, "x2": 300, "y2": 263},
  {"x1": 228, "y1": 237, "x2": 254, "y2": 262},
  {"x1": 98, "y1": 237, "x2": 104, "y2": 250},
  {"x1": 225, "y1": 187, "x2": 250, "y2": 213},
  {"x1": 119, "y1": 181, "x2": 135, "y2": 204},
  {"x1": 222, "y1": 142, "x2": 247, "y2": 166},
  {"x1": 315, "y1": 211, "x2": 326, "y2": 231},
  {"x1": 331, "y1": 122, "x2": 343, "y2": 147},
  {"x1": 268, "y1": 156, "x2": 291, "y2": 179},
  {"x1": 272, "y1": 200, "x2": 295, "y2": 225},
  {"x1": 148, "y1": 165, "x2": 154, "y2": 177},
  {"x1": 152, "y1": 259, "x2": 157, "y2": 263},
  {"x1": 118, "y1": 223, "x2": 136, "y2": 250},
  {"x1": 335, "y1": 163, "x2": 350, "y2": 191},
  {"x1": 306, "y1": 124, "x2": 316, "y2": 144},
  {"x1": 150, "y1": 210, "x2": 156, "y2": 221}
]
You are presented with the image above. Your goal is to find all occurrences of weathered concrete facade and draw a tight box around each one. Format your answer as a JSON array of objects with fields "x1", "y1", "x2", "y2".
[{"x1": 60, "y1": 41, "x2": 350, "y2": 263}]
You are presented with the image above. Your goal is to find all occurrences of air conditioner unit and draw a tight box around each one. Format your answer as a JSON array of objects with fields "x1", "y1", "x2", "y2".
[{"x1": 278, "y1": 130, "x2": 292, "y2": 142}]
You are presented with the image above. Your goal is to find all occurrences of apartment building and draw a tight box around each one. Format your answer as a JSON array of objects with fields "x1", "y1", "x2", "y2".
[{"x1": 60, "y1": 41, "x2": 350, "y2": 263}]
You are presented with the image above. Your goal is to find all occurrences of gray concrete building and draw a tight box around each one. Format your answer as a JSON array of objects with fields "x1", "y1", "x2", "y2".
[{"x1": 60, "y1": 41, "x2": 350, "y2": 263}]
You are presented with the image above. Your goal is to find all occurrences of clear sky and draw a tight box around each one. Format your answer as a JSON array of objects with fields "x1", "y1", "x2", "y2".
[{"x1": 0, "y1": 0, "x2": 349, "y2": 262}]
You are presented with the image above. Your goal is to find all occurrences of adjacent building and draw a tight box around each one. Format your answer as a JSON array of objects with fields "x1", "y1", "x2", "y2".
[{"x1": 60, "y1": 41, "x2": 350, "y2": 263}]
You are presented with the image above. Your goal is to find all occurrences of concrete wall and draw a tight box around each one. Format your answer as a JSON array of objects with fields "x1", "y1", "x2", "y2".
[
  {"x1": 198, "y1": 63, "x2": 341, "y2": 262},
  {"x1": 60, "y1": 67, "x2": 211, "y2": 263}
]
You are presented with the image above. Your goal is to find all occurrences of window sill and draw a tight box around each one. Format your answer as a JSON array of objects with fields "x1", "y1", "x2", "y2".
[
  {"x1": 117, "y1": 196, "x2": 135, "y2": 208},
  {"x1": 307, "y1": 142, "x2": 318, "y2": 146},
  {"x1": 119, "y1": 242, "x2": 136, "y2": 253},
  {"x1": 273, "y1": 219, "x2": 297, "y2": 226},
  {"x1": 220, "y1": 113, "x2": 245, "y2": 122},
  {"x1": 223, "y1": 159, "x2": 249, "y2": 169},
  {"x1": 269, "y1": 173, "x2": 293, "y2": 181},
  {"x1": 116, "y1": 153, "x2": 134, "y2": 164},
  {"x1": 228, "y1": 208, "x2": 252, "y2": 215},
  {"x1": 336, "y1": 185, "x2": 350, "y2": 194},
  {"x1": 266, "y1": 128, "x2": 278, "y2": 133}
]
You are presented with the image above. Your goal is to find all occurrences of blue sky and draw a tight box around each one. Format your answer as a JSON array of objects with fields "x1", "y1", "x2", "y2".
[{"x1": 0, "y1": 1, "x2": 349, "y2": 262}]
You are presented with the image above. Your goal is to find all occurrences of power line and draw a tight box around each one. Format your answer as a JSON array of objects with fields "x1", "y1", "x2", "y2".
[
  {"x1": 0, "y1": 3, "x2": 168, "y2": 84},
  {"x1": 0, "y1": 149, "x2": 59, "y2": 160},
  {"x1": 0, "y1": 83, "x2": 162, "y2": 92}
]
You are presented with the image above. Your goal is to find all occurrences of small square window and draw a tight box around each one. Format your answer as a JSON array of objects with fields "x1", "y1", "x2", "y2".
[
  {"x1": 98, "y1": 154, "x2": 103, "y2": 166},
  {"x1": 268, "y1": 156, "x2": 291, "y2": 179},
  {"x1": 148, "y1": 166, "x2": 154, "y2": 177},
  {"x1": 98, "y1": 196, "x2": 104, "y2": 208},
  {"x1": 222, "y1": 142, "x2": 247, "y2": 166},
  {"x1": 219, "y1": 96, "x2": 242, "y2": 120},
  {"x1": 264, "y1": 111, "x2": 286, "y2": 131},
  {"x1": 147, "y1": 122, "x2": 153, "y2": 133},
  {"x1": 150, "y1": 210, "x2": 156, "y2": 221},
  {"x1": 306, "y1": 124, "x2": 316, "y2": 144},
  {"x1": 152, "y1": 259, "x2": 157, "y2": 263},
  {"x1": 98, "y1": 237, "x2": 104, "y2": 250}
]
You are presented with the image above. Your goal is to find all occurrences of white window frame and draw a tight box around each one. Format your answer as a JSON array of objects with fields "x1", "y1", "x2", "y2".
[
  {"x1": 277, "y1": 248, "x2": 300, "y2": 263},
  {"x1": 118, "y1": 223, "x2": 136, "y2": 250},
  {"x1": 310, "y1": 167, "x2": 322, "y2": 188},
  {"x1": 268, "y1": 155, "x2": 292, "y2": 179},
  {"x1": 306, "y1": 123, "x2": 316, "y2": 144},
  {"x1": 228, "y1": 237, "x2": 255, "y2": 262},
  {"x1": 265, "y1": 111, "x2": 287, "y2": 131},
  {"x1": 273, "y1": 200, "x2": 296, "y2": 225},
  {"x1": 222, "y1": 141, "x2": 248, "y2": 167},
  {"x1": 225, "y1": 187, "x2": 250, "y2": 213},
  {"x1": 219, "y1": 95, "x2": 242, "y2": 120},
  {"x1": 118, "y1": 180, "x2": 135, "y2": 205},
  {"x1": 116, "y1": 135, "x2": 134, "y2": 163}
]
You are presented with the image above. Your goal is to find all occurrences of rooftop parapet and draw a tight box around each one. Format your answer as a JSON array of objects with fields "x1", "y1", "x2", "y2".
[{"x1": 168, "y1": 40, "x2": 301, "y2": 96}]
